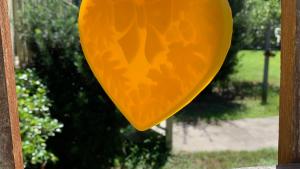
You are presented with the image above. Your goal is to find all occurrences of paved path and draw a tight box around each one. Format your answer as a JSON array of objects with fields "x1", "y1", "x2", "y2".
[{"x1": 172, "y1": 116, "x2": 278, "y2": 152}]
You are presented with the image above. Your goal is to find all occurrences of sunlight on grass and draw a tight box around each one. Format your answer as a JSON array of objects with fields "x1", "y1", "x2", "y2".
[
  {"x1": 236, "y1": 90, "x2": 279, "y2": 119},
  {"x1": 176, "y1": 50, "x2": 280, "y2": 122},
  {"x1": 162, "y1": 149, "x2": 277, "y2": 169},
  {"x1": 177, "y1": 88, "x2": 279, "y2": 122},
  {"x1": 230, "y1": 50, "x2": 280, "y2": 119},
  {"x1": 232, "y1": 50, "x2": 280, "y2": 86}
]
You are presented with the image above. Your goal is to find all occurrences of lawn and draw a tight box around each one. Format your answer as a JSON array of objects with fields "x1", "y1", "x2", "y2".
[
  {"x1": 162, "y1": 149, "x2": 277, "y2": 169},
  {"x1": 230, "y1": 50, "x2": 280, "y2": 118},
  {"x1": 176, "y1": 50, "x2": 280, "y2": 123},
  {"x1": 232, "y1": 50, "x2": 280, "y2": 86}
]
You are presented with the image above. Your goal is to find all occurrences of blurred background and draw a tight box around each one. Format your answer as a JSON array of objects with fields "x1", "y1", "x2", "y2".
[{"x1": 8, "y1": 0, "x2": 281, "y2": 168}]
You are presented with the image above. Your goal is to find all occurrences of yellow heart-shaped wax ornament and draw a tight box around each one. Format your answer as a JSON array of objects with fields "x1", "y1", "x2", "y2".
[{"x1": 79, "y1": 0, "x2": 233, "y2": 131}]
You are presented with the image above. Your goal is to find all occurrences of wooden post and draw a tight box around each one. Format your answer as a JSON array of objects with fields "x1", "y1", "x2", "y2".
[
  {"x1": 278, "y1": 0, "x2": 300, "y2": 168},
  {"x1": 166, "y1": 118, "x2": 173, "y2": 151},
  {"x1": 262, "y1": 23, "x2": 272, "y2": 105},
  {"x1": 0, "y1": 0, "x2": 24, "y2": 168}
]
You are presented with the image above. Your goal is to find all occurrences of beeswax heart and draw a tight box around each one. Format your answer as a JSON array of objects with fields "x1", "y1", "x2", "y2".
[{"x1": 79, "y1": 0, "x2": 233, "y2": 131}]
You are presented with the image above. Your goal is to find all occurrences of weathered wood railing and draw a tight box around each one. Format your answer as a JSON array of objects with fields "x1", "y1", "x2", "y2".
[{"x1": 0, "y1": 0, "x2": 23, "y2": 168}]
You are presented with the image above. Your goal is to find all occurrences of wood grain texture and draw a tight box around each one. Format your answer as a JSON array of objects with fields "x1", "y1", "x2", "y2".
[
  {"x1": 0, "y1": 0, "x2": 24, "y2": 168},
  {"x1": 277, "y1": 164, "x2": 300, "y2": 169},
  {"x1": 278, "y1": 0, "x2": 300, "y2": 165}
]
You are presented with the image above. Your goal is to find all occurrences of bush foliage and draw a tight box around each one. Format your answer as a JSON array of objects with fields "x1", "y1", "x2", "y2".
[{"x1": 16, "y1": 68, "x2": 63, "y2": 168}]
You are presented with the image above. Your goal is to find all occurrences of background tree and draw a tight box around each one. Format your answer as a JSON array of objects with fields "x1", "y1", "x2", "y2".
[
  {"x1": 210, "y1": 0, "x2": 280, "y2": 92},
  {"x1": 207, "y1": 0, "x2": 247, "y2": 90},
  {"x1": 239, "y1": 0, "x2": 281, "y2": 49},
  {"x1": 238, "y1": 0, "x2": 281, "y2": 104}
]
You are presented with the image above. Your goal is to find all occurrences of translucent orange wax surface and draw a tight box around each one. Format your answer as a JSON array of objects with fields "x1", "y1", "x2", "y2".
[{"x1": 79, "y1": 0, "x2": 233, "y2": 131}]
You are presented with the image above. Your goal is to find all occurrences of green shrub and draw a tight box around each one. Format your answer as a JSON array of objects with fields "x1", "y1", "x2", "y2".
[
  {"x1": 16, "y1": 68, "x2": 63, "y2": 168},
  {"x1": 116, "y1": 127, "x2": 169, "y2": 169},
  {"x1": 18, "y1": 1, "x2": 129, "y2": 168}
]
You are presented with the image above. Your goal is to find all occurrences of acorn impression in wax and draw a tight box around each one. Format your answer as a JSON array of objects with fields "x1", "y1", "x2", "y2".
[{"x1": 78, "y1": 0, "x2": 233, "y2": 130}]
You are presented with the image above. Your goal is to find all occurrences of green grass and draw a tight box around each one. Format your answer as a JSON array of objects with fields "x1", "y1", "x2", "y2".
[
  {"x1": 232, "y1": 50, "x2": 280, "y2": 86},
  {"x1": 176, "y1": 50, "x2": 280, "y2": 123},
  {"x1": 177, "y1": 90, "x2": 279, "y2": 123},
  {"x1": 230, "y1": 50, "x2": 280, "y2": 118},
  {"x1": 162, "y1": 149, "x2": 277, "y2": 169}
]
